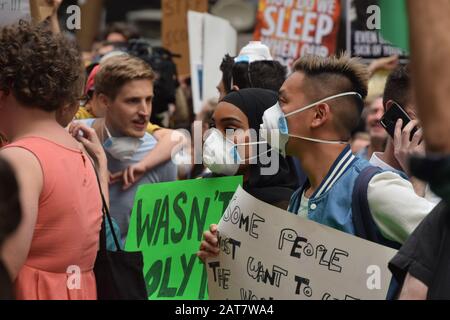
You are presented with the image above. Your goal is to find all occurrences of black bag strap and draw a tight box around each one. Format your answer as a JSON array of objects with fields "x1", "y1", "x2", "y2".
[
  {"x1": 90, "y1": 159, "x2": 122, "y2": 252},
  {"x1": 98, "y1": 181, "x2": 122, "y2": 252}
]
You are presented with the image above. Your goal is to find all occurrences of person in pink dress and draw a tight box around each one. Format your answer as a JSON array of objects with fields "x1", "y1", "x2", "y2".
[{"x1": 0, "y1": 21, "x2": 102, "y2": 300}]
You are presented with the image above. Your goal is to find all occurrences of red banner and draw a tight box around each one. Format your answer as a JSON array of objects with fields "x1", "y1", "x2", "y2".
[{"x1": 254, "y1": 0, "x2": 341, "y2": 69}]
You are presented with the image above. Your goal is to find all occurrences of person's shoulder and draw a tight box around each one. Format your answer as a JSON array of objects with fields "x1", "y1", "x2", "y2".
[
  {"x1": 146, "y1": 123, "x2": 161, "y2": 135},
  {"x1": 140, "y1": 131, "x2": 158, "y2": 147},
  {"x1": 368, "y1": 169, "x2": 404, "y2": 184},
  {"x1": 0, "y1": 147, "x2": 43, "y2": 188}
]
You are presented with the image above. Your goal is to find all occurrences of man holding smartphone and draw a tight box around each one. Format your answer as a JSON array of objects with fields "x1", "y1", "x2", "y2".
[{"x1": 369, "y1": 65, "x2": 440, "y2": 204}]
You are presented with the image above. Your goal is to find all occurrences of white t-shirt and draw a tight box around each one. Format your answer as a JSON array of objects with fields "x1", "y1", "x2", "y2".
[{"x1": 298, "y1": 192, "x2": 310, "y2": 219}]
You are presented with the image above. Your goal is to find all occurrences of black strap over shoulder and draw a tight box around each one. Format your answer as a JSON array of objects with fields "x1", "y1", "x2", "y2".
[{"x1": 93, "y1": 170, "x2": 122, "y2": 252}]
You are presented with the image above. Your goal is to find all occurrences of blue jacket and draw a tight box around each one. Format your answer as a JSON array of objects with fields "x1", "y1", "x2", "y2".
[
  {"x1": 288, "y1": 145, "x2": 400, "y2": 249},
  {"x1": 288, "y1": 146, "x2": 401, "y2": 299}
]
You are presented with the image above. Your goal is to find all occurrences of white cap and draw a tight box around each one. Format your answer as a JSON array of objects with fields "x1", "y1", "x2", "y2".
[{"x1": 234, "y1": 41, "x2": 273, "y2": 64}]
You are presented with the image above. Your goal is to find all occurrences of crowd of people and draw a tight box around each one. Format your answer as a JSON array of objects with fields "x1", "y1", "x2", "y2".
[{"x1": 1, "y1": 1, "x2": 450, "y2": 301}]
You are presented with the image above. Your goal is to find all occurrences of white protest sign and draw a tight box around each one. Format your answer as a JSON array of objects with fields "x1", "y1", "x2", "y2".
[
  {"x1": 202, "y1": 14, "x2": 237, "y2": 109},
  {"x1": 207, "y1": 186, "x2": 397, "y2": 300},
  {"x1": 187, "y1": 10, "x2": 204, "y2": 116},
  {"x1": 188, "y1": 11, "x2": 237, "y2": 114},
  {"x1": 0, "y1": 0, "x2": 31, "y2": 27}
]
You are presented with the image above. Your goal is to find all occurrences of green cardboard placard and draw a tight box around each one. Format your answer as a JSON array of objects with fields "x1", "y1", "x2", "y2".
[
  {"x1": 125, "y1": 176, "x2": 243, "y2": 300},
  {"x1": 380, "y1": 0, "x2": 410, "y2": 53}
]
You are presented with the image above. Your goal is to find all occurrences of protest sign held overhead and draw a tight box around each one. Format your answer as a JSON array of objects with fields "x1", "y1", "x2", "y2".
[
  {"x1": 253, "y1": 0, "x2": 341, "y2": 69},
  {"x1": 162, "y1": 0, "x2": 208, "y2": 77},
  {"x1": 207, "y1": 186, "x2": 397, "y2": 300},
  {"x1": 346, "y1": 0, "x2": 409, "y2": 61},
  {"x1": 125, "y1": 176, "x2": 242, "y2": 300},
  {"x1": 29, "y1": 0, "x2": 54, "y2": 23}
]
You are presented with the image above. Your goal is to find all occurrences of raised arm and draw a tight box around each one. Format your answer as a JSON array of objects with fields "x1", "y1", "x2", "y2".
[
  {"x1": 407, "y1": 0, "x2": 450, "y2": 153},
  {"x1": 112, "y1": 128, "x2": 187, "y2": 190}
]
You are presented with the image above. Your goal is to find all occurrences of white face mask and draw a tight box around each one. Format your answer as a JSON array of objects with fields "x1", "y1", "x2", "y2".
[
  {"x1": 260, "y1": 92, "x2": 362, "y2": 156},
  {"x1": 103, "y1": 126, "x2": 143, "y2": 162},
  {"x1": 202, "y1": 128, "x2": 266, "y2": 176}
]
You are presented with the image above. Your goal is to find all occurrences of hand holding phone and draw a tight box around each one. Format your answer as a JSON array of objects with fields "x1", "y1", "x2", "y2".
[
  {"x1": 393, "y1": 118, "x2": 425, "y2": 175},
  {"x1": 380, "y1": 101, "x2": 418, "y2": 141}
]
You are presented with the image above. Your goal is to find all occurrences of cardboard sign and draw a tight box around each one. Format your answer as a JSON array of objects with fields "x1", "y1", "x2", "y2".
[
  {"x1": 207, "y1": 186, "x2": 397, "y2": 300},
  {"x1": 162, "y1": 0, "x2": 208, "y2": 77},
  {"x1": 253, "y1": 0, "x2": 341, "y2": 69},
  {"x1": 346, "y1": 0, "x2": 408, "y2": 61},
  {"x1": 29, "y1": 0, "x2": 53, "y2": 24},
  {"x1": 125, "y1": 176, "x2": 243, "y2": 300}
]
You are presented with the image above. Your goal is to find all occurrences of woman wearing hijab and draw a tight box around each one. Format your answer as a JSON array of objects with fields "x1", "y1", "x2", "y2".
[
  {"x1": 202, "y1": 88, "x2": 299, "y2": 209},
  {"x1": 197, "y1": 88, "x2": 299, "y2": 262}
]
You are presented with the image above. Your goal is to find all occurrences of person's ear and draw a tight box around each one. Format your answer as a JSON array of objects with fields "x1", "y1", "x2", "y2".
[
  {"x1": 98, "y1": 93, "x2": 110, "y2": 111},
  {"x1": 311, "y1": 103, "x2": 330, "y2": 129},
  {"x1": 232, "y1": 85, "x2": 240, "y2": 92},
  {"x1": 385, "y1": 99, "x2": 394, "y2": 112}
]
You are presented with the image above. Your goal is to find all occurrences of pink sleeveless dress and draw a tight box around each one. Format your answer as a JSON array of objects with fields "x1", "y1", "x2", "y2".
[{"x1": 4, "y1": 137, "x2": 102, "y2": 300}]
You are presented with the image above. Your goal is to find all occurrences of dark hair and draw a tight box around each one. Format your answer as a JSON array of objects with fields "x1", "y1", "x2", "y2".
[
  {"x1": 220, "y1": 54, "x2": 235, "y2": 94},
  {"x1": 232, "y1": 60, "x2": 287, "y2": 92},
  {"x1": 0, "y1": 21, "x2": 84, "y2": 112},
  {"x1": 294, "y1": 54, "x2": 368, "y2": 100},
  {"x1": 293, "y1": 53, "x2": 369, "y2": 138},
  {"x1": 102, "y1": 22, "x2": 140, "y2": 42},
  {"x1": 220, "y1": 54, "x2": 287, "y2": 94},
  {"x1": 0, "y1": 158, "x2": 21, "y2": 246},
  {"x1": 383, "y1": 65, "x2": 411, "y2": 109}
]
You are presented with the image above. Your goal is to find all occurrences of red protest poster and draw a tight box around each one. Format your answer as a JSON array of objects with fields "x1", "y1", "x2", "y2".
[{"x1": 254, "y1": 0, "x2": 341, "y2": 69}]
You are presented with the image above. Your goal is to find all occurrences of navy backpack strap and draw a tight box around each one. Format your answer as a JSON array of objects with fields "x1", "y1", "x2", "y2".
[
  {"x1": 352, "y1": 166, "x2": 401, "y2": 250},
  {"x1": 352, "y1": 166, "x2": 381, "y2": 241}
]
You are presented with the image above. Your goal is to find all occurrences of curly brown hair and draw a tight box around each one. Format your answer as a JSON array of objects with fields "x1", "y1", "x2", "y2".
[{"x1": 0, "y1": 21, "x2": 84, "y2": 112}]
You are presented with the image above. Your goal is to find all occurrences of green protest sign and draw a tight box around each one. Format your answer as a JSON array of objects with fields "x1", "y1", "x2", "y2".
[
  {"x1": 125, "y1": 176, "x2": 243, "y2": 300},
  {"x1": 380, "y1": 0, "x2": 409, "y2": 53}
]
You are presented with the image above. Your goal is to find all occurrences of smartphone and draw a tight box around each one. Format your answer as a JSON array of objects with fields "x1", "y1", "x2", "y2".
[{"x1": 380, "y1": 101, "x2": 418, "y2": 140}]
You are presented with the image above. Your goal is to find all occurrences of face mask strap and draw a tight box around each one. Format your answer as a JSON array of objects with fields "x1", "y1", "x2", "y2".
[
  {"x1": 284, "y1": 92, "x2": 363, "y2": 118},
  {"x1": 289, "y1": 134, "x2": 349, "y2": 145},
  {"x1": 237, "y1": 147, "x2": 274, "y2": 164},
  {"x1": 231, "y1": 139, "x2": 269, "y2": 164},
  {"x1": 235, "y1": 140, "x2": 267, "y2": 147},
  {"x1": 104, "y1": 125, "x2": 113, "y2": 139}
]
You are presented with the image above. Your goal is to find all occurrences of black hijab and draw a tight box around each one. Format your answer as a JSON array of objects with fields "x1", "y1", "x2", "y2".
[{"x1": 221, "y1": 88, "x2": 299, "y2": 208}]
